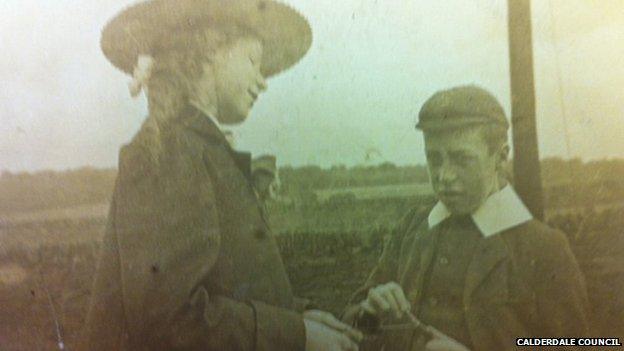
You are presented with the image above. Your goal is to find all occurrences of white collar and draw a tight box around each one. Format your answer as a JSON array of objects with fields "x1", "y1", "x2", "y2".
[{"x1": 427, "y1": 185, "x2": 533, "y2": 237}]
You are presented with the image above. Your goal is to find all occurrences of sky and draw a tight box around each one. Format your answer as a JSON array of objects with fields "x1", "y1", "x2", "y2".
[{"x1": 1, "y1": 0, "x2": 623, "y2": 172}]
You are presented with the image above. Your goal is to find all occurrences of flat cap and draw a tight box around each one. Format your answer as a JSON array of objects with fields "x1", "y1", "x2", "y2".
[{"x1": 416, "y1": 85, "x2": 509, "y2": 132}]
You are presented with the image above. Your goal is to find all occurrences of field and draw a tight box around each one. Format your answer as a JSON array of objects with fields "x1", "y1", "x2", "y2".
[
  {"x1": 314, "y1": 183, "x2": 432, "y2": 202},
  {"x1": 1, "y1": 160, "x2": 624, "y2": 350},
  {"x1": 1, "y1": 202, "x2": 624, "y2": 350}
]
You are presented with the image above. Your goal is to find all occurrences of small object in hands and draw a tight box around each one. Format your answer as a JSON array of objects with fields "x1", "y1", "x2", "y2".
[
  {"x1": 356, "y1": 310, "x2": 382, "y2": 335},
  {"x1": 359, "y1": 311, "x2": 469, "y2": 350},
  {"x1": 358, "y1": 309, "x2": 438, "y2": 334},
  {"x1": 406, "y1": 312, "x2": 468, "y2": 349},
  {"x1": 406, "y1": 311, "x2": 433, "y2": 337},
  {"x1": 358, "y1": 310, "x2": 430, "y2": 335}
]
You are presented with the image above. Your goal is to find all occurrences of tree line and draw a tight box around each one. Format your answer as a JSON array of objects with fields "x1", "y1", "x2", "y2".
[{"x1": 1, "y1": 157, "x2": 623, "y2": 215}]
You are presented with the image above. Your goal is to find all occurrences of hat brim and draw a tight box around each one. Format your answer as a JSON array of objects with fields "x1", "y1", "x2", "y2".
[{"x1": 101, "y1": 0, "x2": 312, "y2": 78}]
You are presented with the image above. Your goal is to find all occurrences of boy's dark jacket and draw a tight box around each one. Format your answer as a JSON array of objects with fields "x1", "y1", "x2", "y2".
[{"x1": 344, "y1": 207, "x2": 591, "y2": 351}]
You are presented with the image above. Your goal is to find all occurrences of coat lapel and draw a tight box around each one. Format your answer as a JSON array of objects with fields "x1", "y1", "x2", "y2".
[
  {"x1": 178, "y1": 105, "x2": 225, "y2": 143},
  {"x1": 463, "y1": 234, "x2": 509, "y2": 308},
  {"x1": 179, "y1": 105, "x2": 253, "y2": 180},
  {"x1": 407, "y1": 227, "x2": 439, "y2": 310},
  {"x1": 231, "y1": 150, "x2": 252, "y2": 181}
]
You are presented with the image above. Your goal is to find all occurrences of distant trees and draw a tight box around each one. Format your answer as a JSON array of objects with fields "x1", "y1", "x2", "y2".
[
  {"x1": 279, "y1": 162, "x2": 429, "y2": 194},
  {"x1": 540, "y1": 157, "x2": 624, "y2": 186},
  {"x1": 540, "y1": 157, "x2": 624, "y2": 209},
  {"x1": 2, "y1": 158, "x2": 623, "y2": 215},
  {"x1": 0, "y1": 168, "x2": 116, "y2": 214}
]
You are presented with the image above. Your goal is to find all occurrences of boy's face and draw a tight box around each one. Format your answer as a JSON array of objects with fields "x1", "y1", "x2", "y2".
[{"x1": 424, "y1": 127, "x2": 504, "y2": 215}]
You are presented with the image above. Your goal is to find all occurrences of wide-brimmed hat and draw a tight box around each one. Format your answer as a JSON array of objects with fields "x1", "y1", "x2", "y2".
[{"x1": 101, "y1": 0, "x2": 312, "y2": 78}]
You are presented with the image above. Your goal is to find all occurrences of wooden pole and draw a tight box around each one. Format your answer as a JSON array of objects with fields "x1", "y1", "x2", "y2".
[{"x1": 507, "y1": 0, "x2": 544, "y2": 219}]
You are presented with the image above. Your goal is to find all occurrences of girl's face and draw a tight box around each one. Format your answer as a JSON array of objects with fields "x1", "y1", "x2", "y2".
[{"x1": 209, "y1": 37, "x2": 266, "y2": 124}]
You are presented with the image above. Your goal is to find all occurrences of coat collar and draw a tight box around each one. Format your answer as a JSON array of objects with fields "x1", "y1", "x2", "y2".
[
  {"x1": 177, "y1": 105, "x2": 252, "y2": 179},
  {"x1": 427, "y1": 185, "x2": 533, "y2": 237},
  {"x1": 177, "y1": 104, "x2": 227, "y2": 145},
  {"x1": 189, "y1": 101, "x2": 225, "y2": 136}
]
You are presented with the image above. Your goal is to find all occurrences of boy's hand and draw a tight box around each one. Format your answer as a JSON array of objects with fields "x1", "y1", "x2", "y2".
[{"x1": 360, "y1": 282, "x2": 411, "y2": 318}]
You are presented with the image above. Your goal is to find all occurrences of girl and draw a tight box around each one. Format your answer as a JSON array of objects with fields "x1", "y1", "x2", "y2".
[{"x1": 81, "y1": 1, "x2": 358, "y2": 350}]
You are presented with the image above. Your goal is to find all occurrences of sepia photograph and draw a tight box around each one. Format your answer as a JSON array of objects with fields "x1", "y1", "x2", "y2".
[{"x1": 1, "y1": 0, "x2": 623, "y2": 350}]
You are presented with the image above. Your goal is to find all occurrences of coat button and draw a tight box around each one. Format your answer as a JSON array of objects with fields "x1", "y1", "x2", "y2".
[
  {"x1": 254, "y1": 228, "x2": 266, "y2": 239},
  {"x1": 439, "y1": 257, "x2": 449, "y2": 265}
]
